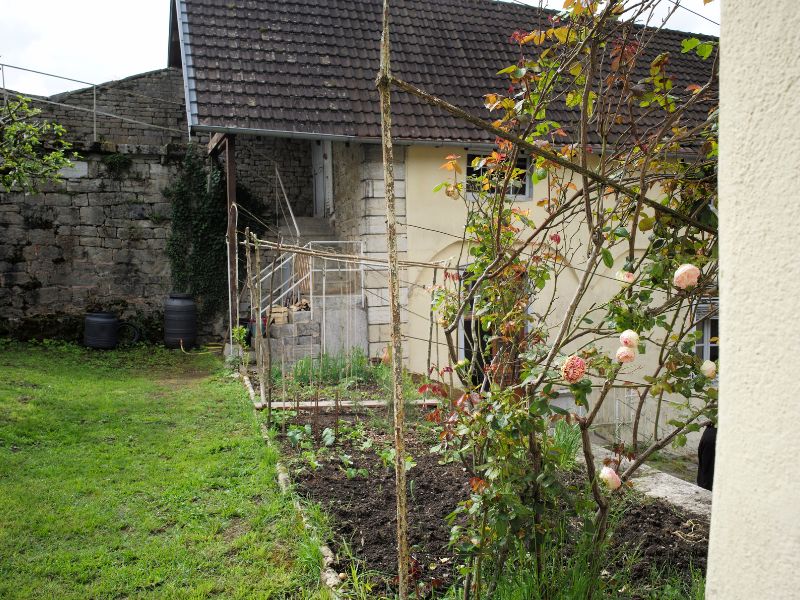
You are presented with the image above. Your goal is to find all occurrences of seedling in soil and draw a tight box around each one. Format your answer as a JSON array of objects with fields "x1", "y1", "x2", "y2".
[
  {"x1": 339, "y1": 453, "x2": 368, "y2": 479},
  {"x1": 321, "y1": 427, "x2": 336, "y2": 447},
  {"x1": 287, "y1": 424, "x2": 311, "y2": 447},
  {"x1": 379, "y1": 447, "x2": 416, "y2": 472},
  {"x1": 301, "y1": 450, "x2": 323, "y2": 470}
]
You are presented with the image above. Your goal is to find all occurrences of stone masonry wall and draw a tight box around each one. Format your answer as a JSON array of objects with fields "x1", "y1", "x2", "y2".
[
  {"x1": 331, "y1": 141, "x2": 363, "y2": 242},
  {"x1": 331, "y1": 143, "x2": 408, "y2": 359},
  {"x1": 42, "y1": 68, "x2": 188, "y2": 147},
  {"x1": 0, "y1": 146, "x2": 182, "y2": 338},
  {"x1": 225, "y1": 136, "x2": 313, "y2": 223},
  {"x1": 1, "y1": 68, "x2": 312, "y2": 339}
]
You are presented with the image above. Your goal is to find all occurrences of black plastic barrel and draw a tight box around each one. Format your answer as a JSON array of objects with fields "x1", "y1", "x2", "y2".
[
  {"x1": 84, "y1": 312, "x2": 120, "y2": 349},
  {"x1": 164, "y1": 293, "x2": 197, "y2": 349}
]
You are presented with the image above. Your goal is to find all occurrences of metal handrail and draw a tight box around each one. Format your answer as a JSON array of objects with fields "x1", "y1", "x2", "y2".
[
  {"x1": 258, "y1": 251, "x2": 293, "y2": 285},
  {"x1": 256, "y1": 240, "x2": 365, "y2": 317},
  {"x1": 274, "y1": 165, "x2": 300, "y2": 243}
]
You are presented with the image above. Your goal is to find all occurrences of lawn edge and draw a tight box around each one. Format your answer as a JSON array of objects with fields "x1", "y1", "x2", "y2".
[{"x1": 240, "y1": 372, "x2": 342, "y2": 595}]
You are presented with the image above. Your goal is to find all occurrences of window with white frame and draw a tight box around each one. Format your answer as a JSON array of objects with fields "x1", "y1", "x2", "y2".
[
  {"x1": 466, "y1": 153, "x2": 531, "y2": 199},
  {"x1": 695, "y1": 298, "x2": 719, "y2": 362}
]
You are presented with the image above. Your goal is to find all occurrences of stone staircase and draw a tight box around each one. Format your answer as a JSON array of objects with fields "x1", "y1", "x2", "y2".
[{"x1": 239, "y1": 216, "x2": 358, "y2": 366}]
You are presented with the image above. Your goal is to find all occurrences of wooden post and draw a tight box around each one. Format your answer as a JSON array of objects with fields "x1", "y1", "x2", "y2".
[
  {"x1": 254, "y1": 233, "x2": 267, "y2": 410},
  {"x1": 377, "y1": 1, "x2": 409, "y2": 596},
  {"x1": 225, "y1": 135, "x2": 238, "y2": 351}
]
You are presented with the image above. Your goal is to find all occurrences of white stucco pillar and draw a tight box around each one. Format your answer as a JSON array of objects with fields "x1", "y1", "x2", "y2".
[{"x1": 707, "y1": 1, "x2": 800, "y2": 598}]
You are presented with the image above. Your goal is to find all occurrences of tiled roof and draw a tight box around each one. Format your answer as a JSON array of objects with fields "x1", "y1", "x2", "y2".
[{"x1": 175, "y1": 0, "x2": 716, "y2": 144}]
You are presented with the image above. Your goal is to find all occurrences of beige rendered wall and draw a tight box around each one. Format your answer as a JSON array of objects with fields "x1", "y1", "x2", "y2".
[
  {"x1": 706, "y1": 1, "x2": 800, "y2": 597},
  {"x1": 404, "y1": 145, "x2": 697, "y2": 447}
]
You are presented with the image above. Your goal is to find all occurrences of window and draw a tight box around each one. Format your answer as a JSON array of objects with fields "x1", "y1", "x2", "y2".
[
  {"x1": 466, "y1": 153, "x2": 530, "y2": 199},
  {"x1": 695, "y1": 298, "x2": 719, "y2": 362}
]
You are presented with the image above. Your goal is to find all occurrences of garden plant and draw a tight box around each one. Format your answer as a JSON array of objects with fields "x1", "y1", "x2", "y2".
[{"x1": 377, "y1": 0, "x2": 719, "y2": 597}]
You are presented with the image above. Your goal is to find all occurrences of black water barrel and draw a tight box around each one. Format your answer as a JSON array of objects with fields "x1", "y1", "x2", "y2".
[
  {"x1": 84, "y1": 312, "x2": 120, "y2": 349},
  {"x1": 164, "y1": 293, "x2": 197, "y2": 349}
]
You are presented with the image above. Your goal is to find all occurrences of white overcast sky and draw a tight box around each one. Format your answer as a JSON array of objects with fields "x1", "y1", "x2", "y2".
[{"x1": 0, "y1": 0, "x2": 720, "y2": 97}]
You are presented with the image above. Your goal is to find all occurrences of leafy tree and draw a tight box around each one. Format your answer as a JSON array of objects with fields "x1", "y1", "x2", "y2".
[{"x1": 0, "y1": 96, "x2": 74, "y2": 192}]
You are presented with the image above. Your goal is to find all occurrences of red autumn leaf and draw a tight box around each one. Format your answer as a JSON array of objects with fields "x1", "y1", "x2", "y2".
[
  {"x1": 418, "y1": 383, "x2": 449, "y2": 398},
  {"x1": 470, "y1": 477, "x2": 488, "y2": 493},
  {"x1": 425, "y1": 407, "x2": 442, "y2": 424}
]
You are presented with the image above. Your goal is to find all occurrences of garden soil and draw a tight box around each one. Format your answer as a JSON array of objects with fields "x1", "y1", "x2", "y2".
[{"x1": 279, "y1": 409, "x2": 708, "y2": 595}]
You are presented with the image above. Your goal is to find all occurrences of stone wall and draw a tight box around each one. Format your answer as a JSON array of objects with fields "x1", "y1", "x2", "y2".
[
  {"x1": 226, "y1": 136, "x2": 313, "y2": 223},
  {"x1": 42, "y1": 68, "x2": 188, "y2": 147},
  {"x1": 0, "y1": 68, "x2": 313, "y2": 340},
  {"x1": 330, "y1": 142, "x2": 408, "y2": 359},
  {"x1": 0, "y1": 145, "x2": 183, "y2": 339}
]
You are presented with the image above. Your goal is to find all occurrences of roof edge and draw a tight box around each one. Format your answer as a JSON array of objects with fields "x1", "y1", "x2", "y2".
[
  {"x1": 191, "y1": 124, "x2": 499, "y2": 148},
  {"x1": 174, "y1": 0, "x2": 197, "y2": 132}
]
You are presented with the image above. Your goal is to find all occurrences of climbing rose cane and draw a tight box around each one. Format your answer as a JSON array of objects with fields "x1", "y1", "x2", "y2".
[
  {"x1": 561, "y1": 355, "x2": 587, "y2": 384},
  {"x1": 619, "y1": 330, "x2": 639, "y2": 348},
  {"x1": 599, "y1": 466, "x2": 622, "y2": 490},
  {"x1": 673, "y1": 264, "x2": 701, "y2": 289},
  {"x1": 701, "y1": 360, "x2": 717, "y2": 379},
  {"x1": 616, "y1": 346, "x2": 636, "y2": 364}
]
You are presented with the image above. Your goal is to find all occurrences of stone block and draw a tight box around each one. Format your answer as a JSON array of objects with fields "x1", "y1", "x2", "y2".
[
  {"x1": 363, "y1": 179, "x2": 405, "y2": 200},
  {"x1": 79, "y1": 236, "x2": 104, "y2": 247},
  {"x1": 58, "y1": 161, "x2": 89, "y2": 179},
  {"x1": 270, "y1": 323, "x2": 296, "y2": 338},
  {"x1": 364, "y1": 197, "x2": 406, "y2": 217},
  {"x1": 75, "y1": 225, "x2": 99, "y2": 237},
  {"x1": 290, "y1": 310, "x2": 312, "y2": 323},
  {"x1": 80, "y1": 205, "x2": 107, "y2": 224},
  {"x1": 296, "y1": 322, "x2": 320, "y2": 336},
  {"x1": 44, "y1": 194, "x2": 74, "y2": 208}
]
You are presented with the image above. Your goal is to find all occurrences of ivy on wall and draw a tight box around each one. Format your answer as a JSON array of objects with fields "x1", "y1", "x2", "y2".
[{"x1": 165, "y1": 145, "x2": 268, "y2": 322}]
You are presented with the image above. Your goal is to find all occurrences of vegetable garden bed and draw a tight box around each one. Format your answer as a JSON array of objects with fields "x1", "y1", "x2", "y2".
[{"x1": 274, "y1": 405, "x2": 710, "y2": 598}]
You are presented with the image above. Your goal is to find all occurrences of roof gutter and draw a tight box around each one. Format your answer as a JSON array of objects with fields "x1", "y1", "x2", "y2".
[
  {"x1": 174, "y1": 0, "x2": 197, "y2": 138},
  {"x1": 191, "y1": 123, "x2": 496, "y2": 149}
]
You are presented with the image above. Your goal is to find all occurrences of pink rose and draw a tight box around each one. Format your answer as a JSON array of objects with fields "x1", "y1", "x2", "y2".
[
  {"x1": 616, "y1": 346, "x2": 636, "y2": 364},
  {"x1": 616, "y1": 270, "x2": 635, "y2": 285},
  {"x1": 561, "y1": 355, "x2": 587, "y2": 384},
  {"x1": 700, "y1": 360, "x2": 717, "y2": 379},
  {"x1": 550, "y1": 233, "x2": 561, "y2": 244},
  {"x1": 599, "y1": 466, "x2": 622, "y2": 490},
  {"x1": 619, "y1": 330, "x2": 639, "y2": 348},
  {"x1": 673, "y1": 264, "x2": 701, "y2": 289}
]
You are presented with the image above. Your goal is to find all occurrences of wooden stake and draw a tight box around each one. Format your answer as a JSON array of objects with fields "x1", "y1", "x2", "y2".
[
  {"x1": 281, "y1": 340, "x2": 288, "y2": 436},
  {"x1": 252, "y1": 232, "x2": 268, "y2": 413},
  {"x1": 265, "y1": 240, "x2": 280, "y2": 429},
  {"x1": 377, "y1": 2, "x2": 409, "y2": 596}
]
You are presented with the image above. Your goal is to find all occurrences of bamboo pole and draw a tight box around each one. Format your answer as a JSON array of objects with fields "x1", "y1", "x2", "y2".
[{"x1": 377, "y1": 1, "x2": 409, "y2": 596}]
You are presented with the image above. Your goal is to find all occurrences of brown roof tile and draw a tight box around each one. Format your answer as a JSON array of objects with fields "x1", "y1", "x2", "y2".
[{"x1": 176, "y1": 0, "x2": 716, "y2": 143}]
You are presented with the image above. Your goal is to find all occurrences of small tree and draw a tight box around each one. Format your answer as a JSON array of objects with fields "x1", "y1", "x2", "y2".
[{"x1": 0, "y1": 96, "x2": 74, "y2": 192}]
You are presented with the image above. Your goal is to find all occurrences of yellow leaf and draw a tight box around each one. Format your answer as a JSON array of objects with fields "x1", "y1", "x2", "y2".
[
  {"x1": 549, "y1": 27, "x2": 569, "y2": 44},
  {"x1": 522, "y1": 30, "x2": 546, "y2": 45},
  {"x1": 484, "y1": 94, "x2": 500, "y2": 109}
]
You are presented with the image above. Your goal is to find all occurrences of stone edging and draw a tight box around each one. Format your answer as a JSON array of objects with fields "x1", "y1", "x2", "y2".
[
  {"x1": 589, "y1": 445, "x2": 712, "y2": 520},
  {"x1": 240, "y1": 373, "x2": 341, "y2": 594}
]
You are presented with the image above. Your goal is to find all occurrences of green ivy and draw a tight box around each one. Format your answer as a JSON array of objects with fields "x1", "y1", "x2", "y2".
[
  {"x1": 165, "y1": 146, "x2": 228, "y2": 320},
  {"x1": 164, "y1": 146, "x2": 268, "y2": 322}
]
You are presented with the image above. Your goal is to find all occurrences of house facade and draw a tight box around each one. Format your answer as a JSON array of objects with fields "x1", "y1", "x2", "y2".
[{"x1": 168, "y1": 0, "x2": 717, "y2": 446}]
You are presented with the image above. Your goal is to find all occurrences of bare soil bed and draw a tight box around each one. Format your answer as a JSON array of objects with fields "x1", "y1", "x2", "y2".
[{"x1": 277, "y1": 408, "x2": 709, "y2": 596}]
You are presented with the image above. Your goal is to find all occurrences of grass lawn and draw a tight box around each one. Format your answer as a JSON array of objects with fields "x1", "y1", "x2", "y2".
[{"x1": 0, "y1": 340, "x2": 327, "y2": 599}]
